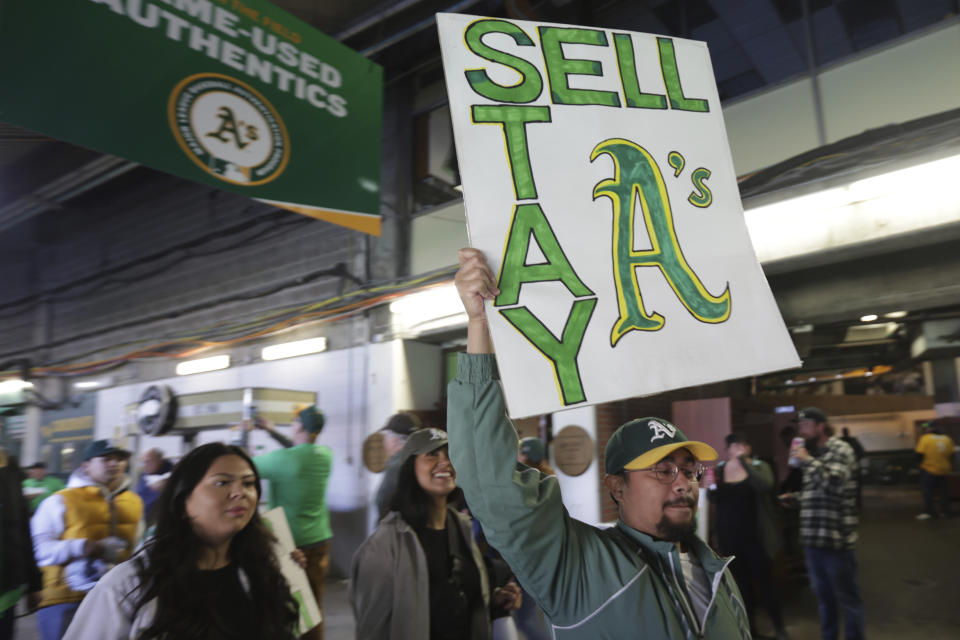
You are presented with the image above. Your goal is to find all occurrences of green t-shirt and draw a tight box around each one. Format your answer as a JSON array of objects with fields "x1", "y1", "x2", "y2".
[
  {"x1": 22, "y1": 475, "x2": 66, "y2": 512},
  {"x1": 254, "y1": 443, "x2": 333, "y2": 547}
]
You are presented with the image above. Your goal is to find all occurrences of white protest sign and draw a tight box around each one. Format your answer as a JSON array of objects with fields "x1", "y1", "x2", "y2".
[
  {"x1": 261, "y1": 507, "x2": 322, "y2": 635},
  {"x1": 437, "y1": 14, "x2": 800, "y2": 418}
]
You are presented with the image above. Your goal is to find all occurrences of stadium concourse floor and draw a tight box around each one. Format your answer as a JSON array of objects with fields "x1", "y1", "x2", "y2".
[{"x1": 14, "y1": 484, "x2": 959, "y2": 639}]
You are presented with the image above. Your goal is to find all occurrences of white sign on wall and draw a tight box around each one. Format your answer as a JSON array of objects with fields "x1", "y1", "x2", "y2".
[{"x1": 437, "y1": 14, "x2": 800, "y2": 418}]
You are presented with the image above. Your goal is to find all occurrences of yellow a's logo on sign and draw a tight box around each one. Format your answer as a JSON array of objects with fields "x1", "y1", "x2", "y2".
[{"x1": 168, "y1": 73, "x2": 290, "y2": 186}]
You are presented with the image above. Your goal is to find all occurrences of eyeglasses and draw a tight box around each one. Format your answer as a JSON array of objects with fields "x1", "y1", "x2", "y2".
[{"x1": 630, "y1": 460, "x2": 706, "y2": 485}]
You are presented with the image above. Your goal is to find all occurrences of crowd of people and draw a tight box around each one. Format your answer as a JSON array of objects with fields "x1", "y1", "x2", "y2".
[{"x1": 0, "y1": 249, "x2": 955, "y2": 640}]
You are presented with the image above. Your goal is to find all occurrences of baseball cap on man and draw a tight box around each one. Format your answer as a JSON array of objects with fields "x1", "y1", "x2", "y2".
[
  {"x1": 604, "y1": 418, "x2": 717, "y2": 474},
  {"x1": 797, "y1": 407, "x2": 827, "y2": 424},
  {"x1": 295, "y1": 405, "x2": 325, "y2": 434},
  {"x1": 83, "y1": 439, "x2": 131, "y2": 461},
  {"x1": 519, "y1": 437, "x2": 545, "y2": 464},
  {"x1": 397, "y1": 428, "x2": 448, "y2": 464},
  {"x1": 381, "y1": 412, "x2": 421, "y2": 437}
]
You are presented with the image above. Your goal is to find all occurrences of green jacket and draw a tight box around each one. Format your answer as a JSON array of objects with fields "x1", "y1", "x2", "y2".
[{"x1": 448, "y1": 354, "x2": 751, "y2": 639}]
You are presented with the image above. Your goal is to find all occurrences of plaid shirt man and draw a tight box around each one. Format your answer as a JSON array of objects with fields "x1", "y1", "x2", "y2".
[{"x1": 799, "y1": 436, "x2": 859, "y2": 549}]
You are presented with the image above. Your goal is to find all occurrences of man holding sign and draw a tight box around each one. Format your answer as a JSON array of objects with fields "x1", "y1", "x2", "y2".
[{"x1": 448, "y1": 248, "x2": 750, "y2": 639}]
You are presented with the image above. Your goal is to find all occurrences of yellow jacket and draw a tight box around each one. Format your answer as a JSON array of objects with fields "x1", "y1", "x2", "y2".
[
  {"x1": 916, "y1": 433, "x2": 957, "y2": 476},
  {"x1": 34, "y1": 476, "x2": 143, "y2": 608}
]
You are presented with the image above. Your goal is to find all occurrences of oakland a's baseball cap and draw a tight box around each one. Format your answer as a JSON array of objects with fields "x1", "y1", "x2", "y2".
[
  {"x1": 397, "y1": 428, "x2": 448, "y2": 464},
  {"x1": 604, "y1": 418, "x2": 717, "y2": 474}
]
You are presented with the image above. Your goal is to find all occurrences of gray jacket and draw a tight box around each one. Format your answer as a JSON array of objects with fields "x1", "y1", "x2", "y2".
[
  {"x1": 63, "y1": 555, "x2": 251, "y2": 639},
  {"x1": 349, "y1": 508, "x2": 491, "y2": 640}
]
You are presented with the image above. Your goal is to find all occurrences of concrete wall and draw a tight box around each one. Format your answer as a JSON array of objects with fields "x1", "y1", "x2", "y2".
[
  {"x1": 724, "y1": 20, "x2": 960, "y2": 174},
  {"x1": 832, "y1": 410, "x2": 937, "y2": 451}
]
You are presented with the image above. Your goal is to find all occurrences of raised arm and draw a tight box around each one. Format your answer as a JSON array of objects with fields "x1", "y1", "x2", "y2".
[
  {"x1": 455, "y1": 248, "x2": 497, "y2": 355},
  {"x1": 447, "y1": 248, "x2": 597, "y2": 620}
]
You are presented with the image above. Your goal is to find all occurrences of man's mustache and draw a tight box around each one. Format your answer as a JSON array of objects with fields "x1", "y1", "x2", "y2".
[{"x1": 664, "y1": 497, "x2": 696, "y2": 508}]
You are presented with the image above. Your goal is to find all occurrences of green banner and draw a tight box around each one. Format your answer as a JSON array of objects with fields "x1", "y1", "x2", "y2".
[{"x1": 0, "y1": 0, "x2": 383, "y2": 234}]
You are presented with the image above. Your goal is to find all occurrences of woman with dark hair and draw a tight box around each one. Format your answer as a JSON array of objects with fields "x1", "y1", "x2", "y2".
[
  {"x1": 350, "y1": 428, "x2": 521, "y2": 640},
  {"x1": 710, "y1": 433, "x2": 788, "y2": 640},
  {"x1": 63, "y1": 442, "x2": 299, "y2": 639}
]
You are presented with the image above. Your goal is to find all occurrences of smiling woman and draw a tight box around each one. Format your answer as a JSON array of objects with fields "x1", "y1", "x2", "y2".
[
  {"x1": 350, "y1": 428, "x2": 521, "y2": 640},
  {"x1": 62, "y1": 443, "x2": 299, "y2": 640}
]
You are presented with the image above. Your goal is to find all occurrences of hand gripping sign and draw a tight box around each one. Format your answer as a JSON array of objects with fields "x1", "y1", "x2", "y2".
[{"x1": 437, "y1": 14, "x2": 800, "y2": 418}]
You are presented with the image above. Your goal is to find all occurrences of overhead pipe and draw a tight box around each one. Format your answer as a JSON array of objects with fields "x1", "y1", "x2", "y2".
[
  {"x1": 0, "y1": 156, "x2": 138, "y2": 233},
  {"x1": 361, "y1": 0, "x2": 487, "y2": 57},
  {"x1": 334, "y1": 0, "x2": 431, "y2": 41}
]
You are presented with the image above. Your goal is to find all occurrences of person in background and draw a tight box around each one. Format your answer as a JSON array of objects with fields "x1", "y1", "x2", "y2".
[
  {"x1": 22, "y1": 462, "x2": 65, "y2": 514},
  {"x1": 839, "y1": 428, "x2": 865, "y2": 461},
  {"x1": 375, "y1": 412, "x2": 422, "y2": 520},
  {"x1": 63, "y1": 443, "x2": 299, "y2": 639},
  {"x1": 252, "y1": 406, "x2": 333, "y2": 640},
  {"x1": 1, "y1": 447, "x2": 42, "y2": 639},
  {"x1": 914, "y1": 423, "x2": 956, "y2": 520},
  {"x1": 509, "y1": 437, "x2": 553, "y2": 640},
  {"x1": 30, "y1": 440, "x2": 143, "y2": 640},
  {"x1": 135, "y1": 449, "x2": 173, "y2": 528},
  {"x1": 710, "y1": 433, "x2": 788, "y2": 640},
  {"x1": 839, "y1": 428, "x2": 866, "y2": 509},
  {"x1": 793, "y1": 407, "x2": 864, "y2": 640},
  {"x1": 518, "y1": 437, "x2": 555, "y2": 476},
  {"x1": 350, "y1": 428, "x2": 522, "y2": 640}
]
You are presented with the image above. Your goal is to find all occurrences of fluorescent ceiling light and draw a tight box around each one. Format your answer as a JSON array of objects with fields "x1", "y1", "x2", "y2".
[
  {"x1": 390, "y1": 285, "x2": 468, "y2": 337},
  {"x1": 0, "y1": 379, "x2": 33, "y2": 392},
  {"x1": 408, "y1": 312, "x2": 469, "y2": 335},
  {"x1": 884, "y1": 310, "x2": 908, "y2": 319},
  {"x1": 744, "y1": 153, "x2": 960, "y2": 263},
  {"x1": 859, "y1": 314, "x2": 878, "y2": 322},
  {"x1": 73, "y1": 376, "x2": 114, "y2": 390},
  {"x1": 261, "y1": 337, "x2": 328, "y2": 361},
  {"x1": 390, "y1": 284, "x2": 461, "y2": 316},
  {"x1": 176, "y1": 355, "x2": 230, "y2": 376}
]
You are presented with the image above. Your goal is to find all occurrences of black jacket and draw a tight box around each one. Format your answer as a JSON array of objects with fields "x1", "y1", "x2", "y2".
[{"x1": 0, "y1": 455, "x2": 42, "y2": 594}]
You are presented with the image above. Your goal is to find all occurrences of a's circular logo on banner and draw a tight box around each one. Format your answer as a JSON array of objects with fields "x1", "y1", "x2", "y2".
[{"x1": 168, "y1": 73, "x2": 290, "y2": 186}]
